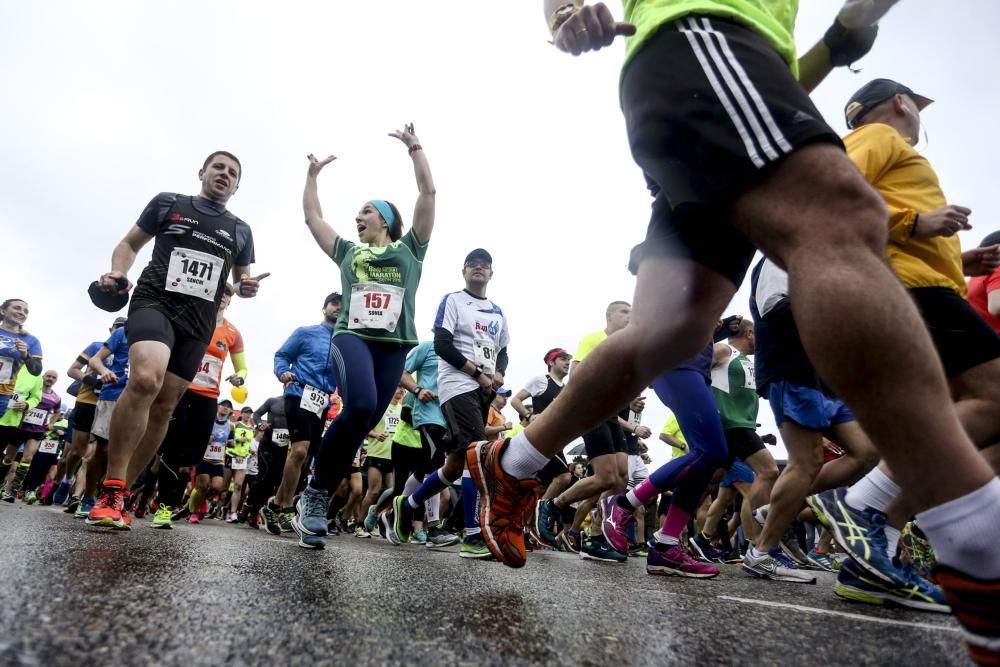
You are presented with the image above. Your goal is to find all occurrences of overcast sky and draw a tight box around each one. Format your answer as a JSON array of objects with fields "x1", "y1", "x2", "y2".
[{"x1": 2, "y1": 1, "x2": 997, "y2": 469}]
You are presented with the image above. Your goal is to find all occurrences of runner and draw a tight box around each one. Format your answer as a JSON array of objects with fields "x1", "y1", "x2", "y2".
[
  {"x1": 186, "y1": 400, "x2": 235, "y2": 524},
  {"x1": 152, "y1": 286, "x2": 246, "y2": 529},
  {"x1": 474, "y1": 12, "x2": 1000, "y2": 657},
  {"x1": 54, "y1": 325, "x2": 121, "y2": 514},
  {"x1": 621, "y1": 395, "x2": 651, "y2": 554},
  {"x1": 292, "y1": 123, "x2": 436, "y2": 550},
  {"x1": 259, "y1": 293, "x2": 341, "y2": 538},
  {"x1": 223, "y1": 408, "x2": 254, "y2": 522},
  {"x1": 380, "y1": 248, "x2": 507, "y2": 559},
  {"x1": 25, "y1": 402, "x2": 67, "y2": 504},
  {"x1": 486, "y1": 389, "x2": 512, "y2": 442},
  {"x1": 805, "y1": 80, "x2": 1000, "y2": 636},
  {"x1": 82, "y1": 319, "x2": 132, "y2": 527},
  {"x1": 0, "y1": 299, "x2": 44, "y2": 488},
  {"x1": 0, "y1": 366, "x2": 44, "y2": 501},
  {"x1": 88, "y1": 151, "x2": 264, "y2": 530},
  {"x1": 356, "y1": 387, "x2": 404, "y2": 536},
  {"x1": 967, "y1": 230, "x2": 1000, "y2": 336},
  {"x1": 245, "y1": 395, "x2": 289, "y2": 527}
]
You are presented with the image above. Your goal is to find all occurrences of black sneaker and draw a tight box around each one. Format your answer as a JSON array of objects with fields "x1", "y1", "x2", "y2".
[
  {"x1": 64, "y1": 496, "x2": 81, "y2": 514},
  {"x1": 535, "y1": 499, "x2": 561, "y2": 546},
  {"x1": 580, "y1": 535, "x2": 627, "y2": 563},
  {"x1": 259, "y1": 502, "x2": 282, "y2": 536}
]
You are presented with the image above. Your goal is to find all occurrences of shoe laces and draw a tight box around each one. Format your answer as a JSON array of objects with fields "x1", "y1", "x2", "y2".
[
  {"x1": 771, "y1": 550, "x2": 799, "y2": 569},
  {"x1": 302, "y1": 490, "x2": 328, "y2": 518},
  {"x1": 866, "y1": 511, "x2": 890, "y2": 556},
  {"x1": 896, "y1": 559, "x2": 938, "y2": 594}
]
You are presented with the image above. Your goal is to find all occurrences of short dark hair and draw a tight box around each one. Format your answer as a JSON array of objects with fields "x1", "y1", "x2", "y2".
[
  {"x1": 324, "y1": 292, "x2": 342, "y2": 307},
  {"x1": 980, "y1": 231, "x2": 1000, "y2": 248},
  {"x1": 606, "y1": 301, "x2": 630, "y2": 319},
  {"x1": 734, "y1": 319, "x2": 754, "y2": 338},
  {"x1": 202, "y1": 151, "x2": 242, "y2": 181},
  {"x1": 383, "y1": 200, "x2": 404, "y2": 242}
]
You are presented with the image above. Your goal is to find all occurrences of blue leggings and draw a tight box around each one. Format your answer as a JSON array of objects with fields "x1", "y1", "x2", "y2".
[
  {"x1": 311, "y1": 334, "x2": 411, "y2": 492},
  {"x1": 647, "y1": 368, "x2": 729, "y2": 514}
]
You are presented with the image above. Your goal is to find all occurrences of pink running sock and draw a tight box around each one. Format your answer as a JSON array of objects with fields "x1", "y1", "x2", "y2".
[
  {"x1": 41, "y1": 479, "x2": 54, "y2": 499},
  {"x1": 661, "y1": 505, "x2": 692, "y2": 541},
  {"x1": 626, "y1": 478, "x2": 658, "y2": 508}
]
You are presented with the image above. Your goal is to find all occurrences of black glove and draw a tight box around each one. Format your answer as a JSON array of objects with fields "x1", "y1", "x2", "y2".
[{"x1": 824, "y1": 18, "x2": 878, "y2": 67}]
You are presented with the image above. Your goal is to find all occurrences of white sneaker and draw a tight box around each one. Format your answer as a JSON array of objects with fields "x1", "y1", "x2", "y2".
[
  {"x1": 226, "y1": 512, "x2": 238, "y2": 523},
  {"x1": 742, "y1": 546, "x2": 816, "y2": 584}
]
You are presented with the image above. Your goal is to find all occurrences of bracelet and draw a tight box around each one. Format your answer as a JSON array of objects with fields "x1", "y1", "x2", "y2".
[
  {"x1": 549, "y1": 2, "x2": 579, "y2": 35},
  {"x1": 408, "y1": 144, "x2": 423, "y2": 155},
  {"x1": 911, "y1": 214, "x2": 920, "y2": 238}
]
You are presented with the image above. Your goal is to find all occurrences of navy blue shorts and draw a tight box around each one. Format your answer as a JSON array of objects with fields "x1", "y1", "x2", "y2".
[
  {"x1": 721, "y1": 458, "x2": 754, "y2": 488},
  {"x1": 767, "y1": 381, "x2": 855, "y2": 431},
  {"x1": 195, "y1": 460, "x2": 224, "y2": 478}
]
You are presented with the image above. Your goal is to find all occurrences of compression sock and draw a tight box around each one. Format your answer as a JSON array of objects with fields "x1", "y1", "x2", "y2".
[
  {"x1": 498, "y1": 433, "x2": 550, "y2": 480},
  {"x1": 408, "y1": 469, "x2": 450, "y2": 509},
  {"x1": 461, "y1": 470, "x2": 481, "y2": 537}
]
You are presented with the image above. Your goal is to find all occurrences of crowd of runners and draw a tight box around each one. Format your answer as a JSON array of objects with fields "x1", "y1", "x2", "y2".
[{"x1": 2, "y1": 0, "x2": 999, "y2": 664}]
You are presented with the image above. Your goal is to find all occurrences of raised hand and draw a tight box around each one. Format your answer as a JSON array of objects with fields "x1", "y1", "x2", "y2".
[
  {"x1": 306, "y1": 153, "x2": 337, "y2": 178},
  {"x1": 389, "y1": 123, "x2": 420, "y2": 149},
  {"x1": 837, "y1": 0, "x2": 900, "y2": 28}
]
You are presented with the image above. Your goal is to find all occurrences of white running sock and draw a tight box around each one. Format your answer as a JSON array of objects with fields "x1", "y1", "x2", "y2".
[
  {"x1": 916, "y1": 477, "x2": 1000, "y2": 579},
  {"x1": 498, "y1": 433, "x2": 550, "y2": 480},
  {"x1": 403, "y1": 474, "x2": 422, "y2": 497},
  {"x1": 845, "y1": 466, "x2": 900, "y2": 513}
]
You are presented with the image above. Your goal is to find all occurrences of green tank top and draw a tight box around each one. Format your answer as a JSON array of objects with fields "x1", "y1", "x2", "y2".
[{"x1": 710, "y1": 345, "x2": 759, "y2": 429}]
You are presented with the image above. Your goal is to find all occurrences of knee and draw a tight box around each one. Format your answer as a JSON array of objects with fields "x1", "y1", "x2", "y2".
[
  {"x1": 633, "y1": 311, "x2": 717, "y2": 365},
  {"x1": 756, "y1": 464, "x2": 779, "y2": 486},
  {"x1": 127, "y1": 370, "x2": 163, "y2": 397}
]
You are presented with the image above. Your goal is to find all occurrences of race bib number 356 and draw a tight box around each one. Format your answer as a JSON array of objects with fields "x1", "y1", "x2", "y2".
[
  {"x1": 349, "y1": 283, "x2": 404, "y2": 332},
  {"x1": 166, "y1": 248, "x2": 224, "y2": 302}
]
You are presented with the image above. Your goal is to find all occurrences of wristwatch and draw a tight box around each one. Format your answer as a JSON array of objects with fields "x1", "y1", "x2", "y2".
[{"x1": 412, "y1": 385, "x2": 423, "y2": 396}]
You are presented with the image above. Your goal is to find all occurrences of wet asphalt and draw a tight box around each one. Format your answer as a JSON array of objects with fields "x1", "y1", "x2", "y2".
[{"x1": 0, "y1": 503, "x2": 968, "y2": 667}]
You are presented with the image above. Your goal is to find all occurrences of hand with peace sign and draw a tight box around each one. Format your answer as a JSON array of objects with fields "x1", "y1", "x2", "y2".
[{"x1": 307, "y1": 153, "x2": 337, "y2": 178}]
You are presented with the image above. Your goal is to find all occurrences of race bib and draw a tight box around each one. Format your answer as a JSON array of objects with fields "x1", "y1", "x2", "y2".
[
  {"x1": 628, "y1": 410, "x2": 642, "y2": 428},
  {"x1": 38, "y1": 439, "x2": 59, "y2": 454},
  {"x1": 474, "y1": 339, "x2": 497, "y2": 375},
  {"x1": 348, "y1": 283, "x2": 404, "y2": 331},
  {"x1": 0, "y1": 356, "x2": 13, "y2": 384},
  {"x1": 352, "y1": 447, "x2": 363, "y2": 467},
  {"x1": 300, "y1": 385, "x2": 329, "y2": 418},
  {"x1": 740, "y1": 358, "x2": 756, "y2": 389},
  {"x1": 22, "y1": 408, "x2": 48, "y2": 427},
  {"x1": 166, "y1": 248, "x2": 224, "y2": 302},
  {"x1": 204, "y1": 442, "x2": 225, "y2": 462},
  {"x1": 272, "y1": 428, "x2": 290, "y2": 447},
  {"x1": 247, "y1": 456, "x2": 259, "y2": 475},
  {"x1": 230, "y1": 456, "x2": 247, "y2": 471},
  {"x1": 384, "y1": 413, "x2": 400, "y2": 434},
  {"x1": 191, "y1": 355, "x2": 224, "y2": 390}
]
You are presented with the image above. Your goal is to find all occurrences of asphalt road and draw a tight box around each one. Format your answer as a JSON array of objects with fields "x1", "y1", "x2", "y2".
[{"x1": 0, "y1": 503, "x2": 968, "y2": 667}]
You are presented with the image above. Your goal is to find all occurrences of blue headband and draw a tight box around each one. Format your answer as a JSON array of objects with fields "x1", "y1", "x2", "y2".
[{"x1": 368, "y1": 200, "x2": 396, "y2": 232}]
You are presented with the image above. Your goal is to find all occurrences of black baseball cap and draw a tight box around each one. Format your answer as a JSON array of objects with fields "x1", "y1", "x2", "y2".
[
  {"x1": 844, "y1": 79, "x2": 933, "y2": 129},
  {"x1": 324, "y1": 292, "x2": 342, "y2": 306},
  {"x1": 218, "y1": 399, "x2": 233, "y2": 408},
  {"x1": 464, "y1": 248, "x2": 493, "y2": 266},
  {"x1": 111, "y1": 316, "x2": 127, "y2": 329},
  {"x1": 88, "y1": 280, "x2": 129, "y2": 313}
]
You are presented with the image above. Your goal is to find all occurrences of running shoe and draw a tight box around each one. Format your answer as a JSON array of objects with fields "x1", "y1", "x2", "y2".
[
  {"x1": 151, "y1": 505, "x2": 173, "y2": 530},
  {"x1": 278, "y1": 510, "x2": 295, "y2": 533},
  {"x1": 647, "y1": 542, "x2": 720, "y2": 579},
  {"x1": 292, "y1": 487, "x2": 329, "y2": 537},
  {"x1": 459, "y1": 535, "x2": 493, "y2": 559},
  {"x1": 599, "y1": 495, "x2": 635, "y2": 555},
  {"x1": 808, "y1": 488, "x2": 896, "y2": 584},
  {"x1": 355, "y1": 526, "x2": 371, "y2": 538},
  {"x1": 226, "y1": 512, "x2": 238, "y2": 523},
  {"x1": 834, "y1": 557, "x2": 949, "y2": 613},
  {"x1": 629, "y1": 543, "x2": 649, "y2": 558},
  {"x1": 691, "y1": 532, "x2": 727, "y2": 563},
  {"x1": 466, "y1": 439, "x2": 539, "y2": 569},
  {"x1": 742, "y1": 547, "x2": 817, "y2": 584},
  {"x1": 171, "y1": 504, "x2": 192, "y2": 522},
  {"x1": 933, "y1": 564, "x2": 1000, "y2": 666},
  {"x1": 778, "y1": 527, "x2": 811, "y2": 566},
  {"x1": 24, "y1": 490, "x2": 37, "y2": 505},
  {"x1": 535, "y1": 499, "x2": 561, "y2": 546},
  {"x1": 382, "y1": 497, "x2": 408, "y2": 545},
  {"x1": 363, "y1": 505, "x2": 378, "y2": 534},
  {"x1": 326, "y1": 519, "x2": 340, "y2": 536},
  {"x1": 116, "y1": 507, "x2": 133, "y2": 531},
  {"x1": 133, "y1": 505, "x2": 147, "y2": 519},
  {"x1": 64, "y1": 496, "x2": 81, "y2": 514},
  {"x1": 52, "y1": 480, "x2": 73, "y2": 506},
  {"x1": 900, "y1": 521, "x2": 937, "y2": 581},
  {"x1": 426, "y1": 526, "x2": 460, "y2": 548},
  {"x1": 188, "y1": 513, "x2": 201, "y2": 524},
  {"x1": 580, "y1": 534, "x2": 627, "y2": 563},
  {"x1": 411, "y1": 529, "x2": 428, "y2": 545},
  {"x1": 75, "y1": 496, "x2": 95, "y2": 519},
  {"x1": 86, "y1": 481, "x2": 127, "y2": 529},
  {"x1": 1, "y1": 485, "x2": 16, "y2": 502},
  {"x1": 807, "y1": 548, "x2": 836, "y2": 572},
  {"x1": 559, "y1": 530, "x2": 581, "y2": 554},
  {"x1": 391, "y1": 495, "x2": 413, "y2": 545}
]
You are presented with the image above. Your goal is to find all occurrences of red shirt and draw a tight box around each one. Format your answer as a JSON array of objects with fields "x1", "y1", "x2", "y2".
[{"x1": 968, "y1": 269, "x2": 1000, "y2": 335}]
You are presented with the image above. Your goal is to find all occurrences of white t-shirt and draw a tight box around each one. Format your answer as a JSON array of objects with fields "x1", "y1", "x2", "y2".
[
  {"x1": 756, "y1": 259, "x2": 789, "y2": 317},
  {"x1": 523, "y1": 374, "x2": 563, "y2": 396},
  {"x1": 433, "y1": 290, "x2": 510, "y2": 405}
]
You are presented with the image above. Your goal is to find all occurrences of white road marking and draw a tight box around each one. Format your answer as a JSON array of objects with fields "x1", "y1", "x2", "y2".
[{"x1": 717, "y1": 596, "x2": 960, "y2": 634}]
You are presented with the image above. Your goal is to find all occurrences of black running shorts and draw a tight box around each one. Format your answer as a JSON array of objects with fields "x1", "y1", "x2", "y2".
[
  {"x1": 283, "y1": 395, "x2": 326, "y2": 451},
  {"x1": 621, "y1": 16, "x2": 843, "y2": 285},
  {"x1": 725, "y1": 427, "x2": 765, "y2": 465},
  {"x1": 441, "y1": 389, "x2": 492, "y2": 455},
  {"x1": 583, "y1": 419, "x2": 627, "y2": 459},
  {"x1": 537, "y1": 451, "x2": 570, "y2": 486},
  {"x1": 911, "y1": 287, "x2": 1000, "y2": 377},
  {"x1": 160, "y1": 390, "x2": 218, "y2": 468},
  {"x1": 366, "y1": 456, "x2": 393, "y2": 475},
  {"x1": 72, "y1": 401, "x2": 97, "y2": 433},
  {"x1": 126, "y1": 307, "x2": 208, "y2": 382}
]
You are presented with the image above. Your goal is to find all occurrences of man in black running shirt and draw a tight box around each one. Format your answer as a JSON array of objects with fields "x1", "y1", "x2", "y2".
[{"x1": 87, "y1": 151, "x2": 267, "y2": 530}]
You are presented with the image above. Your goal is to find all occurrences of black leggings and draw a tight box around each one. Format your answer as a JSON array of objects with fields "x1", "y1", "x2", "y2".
[
  {"x1": 156, "y1": 390, "x2": 218, "y2": 508},
  {"x1": 24, "y1": 451, "x2": 57, "y2": 491},
  {"x1": 246, "y1": 434, "x2": 288, "y2": 513}
]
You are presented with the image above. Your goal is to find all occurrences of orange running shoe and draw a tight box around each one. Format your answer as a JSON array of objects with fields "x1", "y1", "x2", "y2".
[
  {"x1": 86, "y1": 480, "x2": 127, "y2": 529},
  {"x1": 467, "y1": 439, "x2": 538, "y2": 568},
  {"x1": 934, "y1": 564, "x2": 1000, "y2": 666}
]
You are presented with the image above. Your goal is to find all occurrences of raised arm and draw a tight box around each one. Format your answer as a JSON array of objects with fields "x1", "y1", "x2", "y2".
[
  {"x1": 303, "y1": 154, "x2": 340, "y2": 258},
  {"x1": 798, "y1": 0, "x2": 897, "y2": 93},
  {"x1": 389, "y1": 124, "x2": 436, "y2": 244}
]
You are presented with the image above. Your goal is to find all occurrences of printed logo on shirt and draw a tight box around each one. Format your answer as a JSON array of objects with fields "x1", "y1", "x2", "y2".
[
  {"x1": 215, "y1": 229, "x2": 233, "y2": 241},
  {"x1": 475, "y1": 320, "x2": 500, "y2": 337},
  {"x1": 215, "y1": 340, "x2": 228, "y2": 351},
  {"x1": 164, "y1": 223, "x2": 189, "y2": 235},
  {"x1": 169, "y1": 212, "x2": 199, "y2": 226}
]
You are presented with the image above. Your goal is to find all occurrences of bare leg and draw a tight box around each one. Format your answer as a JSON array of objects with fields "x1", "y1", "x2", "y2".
[
  {"x1": 274, "y1": 441, "x2": 309, "y2": 507},
  {"x1": 228, "y1": 469, "x2": 246, "y2": 515},
  {"x1": 757, "y1": 422, "x2": 824, "y2": 551},
  {"x1": 810, "y1": 421, "x2": 879, "y2": 493},
  {"x1": 124, "y1": 374, "x2": 189, "y2": 486},
  {"x1": 541, "y1": 472, "x2": 571, "y2": 501}
]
